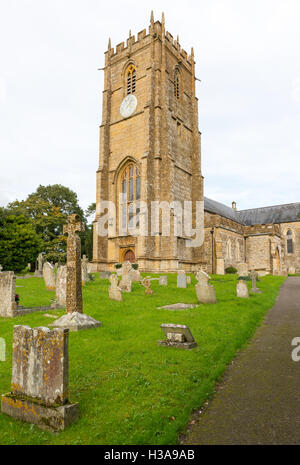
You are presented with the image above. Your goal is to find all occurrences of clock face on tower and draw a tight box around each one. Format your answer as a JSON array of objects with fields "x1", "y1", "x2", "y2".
[{"x1": 120, "y1": 95, "x2": 137, "y2": 118}]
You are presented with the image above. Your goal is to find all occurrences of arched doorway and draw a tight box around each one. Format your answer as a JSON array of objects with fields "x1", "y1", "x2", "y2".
[{"x1": 123, "y1": 249, "x2": 135, "y2": 263}]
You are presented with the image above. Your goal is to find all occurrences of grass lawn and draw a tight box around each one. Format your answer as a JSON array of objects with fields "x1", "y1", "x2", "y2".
[{"x1": 0, "y1": 273, "x2": 285, "y2": 445}]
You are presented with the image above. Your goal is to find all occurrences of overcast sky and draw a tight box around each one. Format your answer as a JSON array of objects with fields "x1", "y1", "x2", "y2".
[{"x1": 0, "y1": 0, "x2": 299, "y2": 211}]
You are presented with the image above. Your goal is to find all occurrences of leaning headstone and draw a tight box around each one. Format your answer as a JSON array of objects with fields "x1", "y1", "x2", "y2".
[
  {"x1": 236, "y1": 280, "x2": 249, "y2": 298},
  {"x1": 177, "y1": 270, "x2": 187, "y2": 288},
  {"x1": 43, "y1": 262, "x2": 56, "y2": 290},
  {"x1": 34, "y1": 253, "x2": 44, "y2": 278},
  {"x1": 56, "y1": 265, "x2": 67, "y2": 306},
  {"x1": 50, "y1": 214, "x2": 101, "y2": 331},
  {"x1": 195, "y1": 270, "x2": 217, "y2": 304},
  {"x1": 250, "y1": 270, "x2": 261, "y2": 294},
  {"x1": 237, "y1": 262, "x2": 248, "y2": 277},
  {"x1": 141, "y1": 277, "x2": 153, "y2": 295},
  {"x1": 1, "y1": 325, "x2": 78, "y2": 431},
  {"x1": 108, "y1": 274, "x2": 123, "y2": 301},
  {"x1": 81, "y1": 255, "x2": 90, "y2": 285},
  {"x1": 0, "y1": 272, "x2": 17, "y2": 318},
  {"x1": 119, "y1": 261, "x2": 132, "y2": 292},
  {"x1": 159, "y1": 275, "x2": 168, "y2": 286},
  {"x1": 158, "y1": 324, "x2": 197, "y2": 349}
]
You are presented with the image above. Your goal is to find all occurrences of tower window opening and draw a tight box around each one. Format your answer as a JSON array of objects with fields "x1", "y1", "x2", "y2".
[{"x1": 126, "y1": 65, "x2": 136, "y2": 95}]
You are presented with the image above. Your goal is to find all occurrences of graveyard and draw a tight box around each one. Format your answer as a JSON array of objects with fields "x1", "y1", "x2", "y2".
[{"x1": 0, "y1": 271, "x2": 284, "y2": 445}]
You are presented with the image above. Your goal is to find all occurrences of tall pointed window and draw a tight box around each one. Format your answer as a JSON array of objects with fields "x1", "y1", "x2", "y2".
[
  {"x1": 119, "y1": 163, "x2": 140, "y2": 233},
  {"x1": 126, "y1": 65, "x2": 136, "y2": 95},
  {"x1": 287, "y1": 229, "x2": 293, "y2": 254},
  {"x1": 174, "y1": 68, "x2": 180, "y2": 99}
]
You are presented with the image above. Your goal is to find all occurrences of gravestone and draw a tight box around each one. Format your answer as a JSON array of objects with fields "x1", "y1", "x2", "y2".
[
  {"x1": 1, "y1": 325, "x2": 78, "y2": 431},
  {"x1": 288, "y1": 266, "x2": 296, "y2": 275},
  {"x1": 158, "y1": 324, "x2": 197, "y2": 349},
  {"x1": 237, "y1": 262, "x2": 248, "y2": 277},
  {"x1": 81, "y1": 255, "x2": 90, "y2": 285},
  {"x1": 159, "y1": 275, "x2": 168, "y2": 286},
  {"x1": 43, "y1": 262, "x2": 56, "y2": 290},
  {"x1": 250, "y1": 270, "x2": 262, "y2": 294},
  {"x1": 50, "y1": 214, "x2": 101, "y2": 331},
  {"x1": 108, "y1": 274, "x2": 123, "y2": 301},
  {"x1": 157, "y1": 303, "x2": 197, "y2": 310},
  {"x1": 195, "y1": 270, "x2": 217, "y2": 304},
  {"x1": 177, "y1": 270, "x2": 187, "y2": 288},
  {"x1": 236, "y1": 280, "x2": 249, "y2": 298},
  {"x1": 119, "y1": 261, "x2": 132, "y2": 292},
  {"x1": 34, "y1": 253, "x2": 44, "y2": 278},
  {"x1": 0, "y1": 265, "x2": 3, "y2": 272},
  {"x1": 0, "y1": 272, "x2": 17, "y2": 318},
  {"x1": 186, "y1": 276, "x2": 191, "y2": 285},
  {"x1": 129, "y1": 268, "x2": 141, "y2": 282},
  {"x1": 141, "y1": 277, "x2": 153, "y2": 295},
  {"x1": 56, "y1": 265, "x2": 67, "y2": 306}
]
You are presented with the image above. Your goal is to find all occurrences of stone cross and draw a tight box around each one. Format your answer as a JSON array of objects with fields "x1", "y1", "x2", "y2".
[
  {"x1": 141, "y1": 276, "x2": 153, "y2": 295},
  {"x1": 250, "y1": 270, "x2": 261, "y2": 294},
  {"x1": 63, "y1": 214, "x2": 85, "y2": 314},
  {"x1": 1, "y1": 325, "x2": 78, "y2": 431}
]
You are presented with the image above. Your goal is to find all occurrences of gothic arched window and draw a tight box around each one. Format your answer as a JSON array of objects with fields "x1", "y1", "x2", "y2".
[
  {"x1": 119, "y1": 163, "x2": 140, "y2": 233},
  {"x1": 126, "y1": 65, "x2": 136, "y2": 95},
  {"x1": 287, "y1": 229, "x2": 294, "y2": 254},
  {"x1": 174, "y1": 68, "x2": 180, "y2": 99}
]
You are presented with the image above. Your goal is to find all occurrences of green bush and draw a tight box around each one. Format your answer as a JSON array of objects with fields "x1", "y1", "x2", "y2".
[
  {"x1": 115, "y1": 263, "x2": 122, "y2": 269},
  {"x1": 132, "y1": 263, "x2": 139, "y2": 270},
  {"x1": 225, "y1": 266, "x2": 237, "y2": 274}
]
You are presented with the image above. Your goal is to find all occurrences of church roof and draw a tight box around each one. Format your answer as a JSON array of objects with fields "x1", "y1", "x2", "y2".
[
  {"x1": 204, "y1": 197, "x2": 243, "y2": 223},
  {"x1": 237, "y1": 202, "x2": 300, "y2": 225},
  {"x1": 204, "y1": 197, "x2": 300, "y2": 226}
]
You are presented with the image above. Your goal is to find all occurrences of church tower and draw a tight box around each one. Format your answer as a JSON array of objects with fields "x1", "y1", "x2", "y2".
[{"x1": 93, "y1": 12, "x2": 204, "y2": 272}]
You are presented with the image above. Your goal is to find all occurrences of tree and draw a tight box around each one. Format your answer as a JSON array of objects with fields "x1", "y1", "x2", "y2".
[
  {"x1": 7, "y1": 184, "x2": 85, "y2": 263},
  {"x1": 82, "y1": 203, "x2": 96, "y2": 260},
  {"x1": 0, "y1": 214, "x2": 42, "y2": 273}
]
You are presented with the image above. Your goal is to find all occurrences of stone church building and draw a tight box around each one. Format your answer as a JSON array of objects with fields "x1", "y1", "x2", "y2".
[{"x1": 93, "y1": 13, "x2": 300, "y2": 275}]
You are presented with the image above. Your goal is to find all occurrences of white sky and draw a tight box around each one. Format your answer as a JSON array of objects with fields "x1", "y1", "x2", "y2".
[{"x1": 0, "y1": 0, "x2": 299, "y2": 211}]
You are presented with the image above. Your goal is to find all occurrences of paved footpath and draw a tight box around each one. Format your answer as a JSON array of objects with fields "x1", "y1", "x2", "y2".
[{"x1": 183, "y1": 277, "x2": 300, "y2": 445}]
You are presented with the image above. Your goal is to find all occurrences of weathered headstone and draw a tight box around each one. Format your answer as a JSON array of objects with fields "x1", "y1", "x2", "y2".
[
  {"x1": 141, "y1": 277, "x2": 153, "y2": 295},
  {"x1": 43, "y1": 262, "x2": 56, "y2": 290},
  {"x1": 81, "y1": 255, "x2": 90, "y2": 285},
  {"x1": 129, "y1": 268, "x2": 141, "y2": 282},
  {"x1": 288, "y1": 266, "x2": 296, "y2": 275},
  {"x1": 186, "y1": 276, "x2": 191, "y2": 285},
  {"x1": 177, "y1": 270, "x2": 187, "y2": 288},
  {"x1": 250, "y1": 270, "x2": 262, "y2": 294},
  {"x1": 158, "y1": 324, "x2": 197, "y2": 349},
  {"x1": 0, "y1": 272, "x2": 17, "y2": 318},
  {"x1": 34, "y1": 253, "x2": 44, "y2": 278},
  {"x1": 1, "y1": 325, "x2": 78, "y2": 431},
  {"x1": 195, "y1": 270, "x2": 217, "y2": 304},
  {"x1": 236, "y1": 280, "x2": 249, "y2": 298},
  {"x1": 237, "y1": 262, "x2": 248, "y2": 277},
  {"x1": 56, "y1": 265, "x2": 67, "y2": 306},
  {"x1": 159, "y1": 275, "x2": 168, "y2": 286},
  {"x1": 119, "y1": 261, "x2": 132, "y2": 292},
  {"x1": 50, "y1": 214, "x2": 101, "y2": 331},
  {"x1": 108, "y1": 274, "x2": 122, "y2": 301}
]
